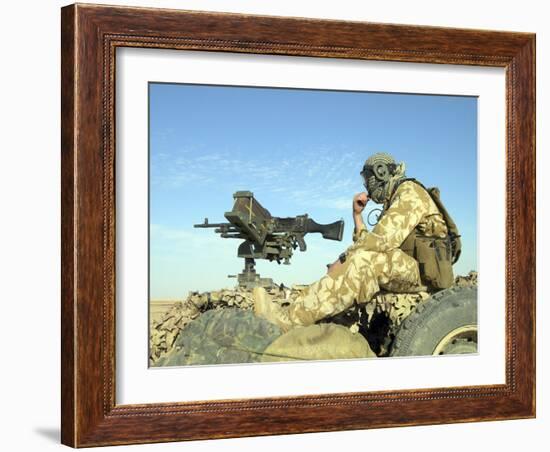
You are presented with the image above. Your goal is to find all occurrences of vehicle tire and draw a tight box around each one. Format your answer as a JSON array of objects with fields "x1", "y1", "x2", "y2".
[
  {"x1": 157, "y1": 308, "x2": 283, "y2": 366},
  {"x1": 389, "y1": 286, "x2": 477, "y2": 357}
]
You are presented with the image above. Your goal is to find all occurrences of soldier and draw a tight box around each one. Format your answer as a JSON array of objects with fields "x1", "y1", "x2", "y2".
[{"x1": 253, "y1": 152, "x2": 458, "y2": 332}]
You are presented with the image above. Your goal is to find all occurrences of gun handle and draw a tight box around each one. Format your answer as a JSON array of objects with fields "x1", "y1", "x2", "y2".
[{"x1": 296, "y1": 236, "x2": 307, "y2": 252}]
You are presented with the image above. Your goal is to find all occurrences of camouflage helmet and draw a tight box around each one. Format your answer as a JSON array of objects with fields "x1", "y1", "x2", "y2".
[{"x1": 360, "y1": 152, "x2": 399, "y2": 204}]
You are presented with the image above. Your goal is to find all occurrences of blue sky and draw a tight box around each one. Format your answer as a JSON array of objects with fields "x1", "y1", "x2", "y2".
[{"x1": 149, "y1": 83, "x2": 477, "y2": 299}]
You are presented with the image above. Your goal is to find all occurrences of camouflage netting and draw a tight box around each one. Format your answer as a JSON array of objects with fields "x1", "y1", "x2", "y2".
[
  {"x1": 454, "y1": 270, "x2": 478, "y2": 287},
  {"x1": 365, "y1": 291, "x2": 431, "y2": 328},
  {"x1": 149, "y1": 272, "x2": 478, "y2": 366}
]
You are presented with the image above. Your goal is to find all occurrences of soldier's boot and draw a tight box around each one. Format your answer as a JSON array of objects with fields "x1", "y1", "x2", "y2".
[{"x1": 253, "y1": 287, "x2": 293, "y2": 333}]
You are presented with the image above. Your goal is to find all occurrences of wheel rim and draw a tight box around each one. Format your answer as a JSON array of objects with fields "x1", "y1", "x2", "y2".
[{"x1": 432, "y1": 325, "x2": 477, "y2": 355}]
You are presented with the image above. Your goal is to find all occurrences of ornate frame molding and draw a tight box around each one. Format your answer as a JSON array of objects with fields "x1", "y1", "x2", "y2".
[{"x1": 61, "y1": 4, "x2": 535, "y2": 447}]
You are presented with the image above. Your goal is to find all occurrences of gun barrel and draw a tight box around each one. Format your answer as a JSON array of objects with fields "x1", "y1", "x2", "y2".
[
  {"x1": 194, "y1": 222, "x2": 229, "y2": 228},
  {"x1": 194, "y1": 220, "x2": 245, "y2": 237}
]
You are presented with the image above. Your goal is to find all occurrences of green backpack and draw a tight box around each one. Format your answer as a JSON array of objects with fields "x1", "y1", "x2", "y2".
[{"x1": 395, "y1": 179, "x2": 462, "y2": 290}]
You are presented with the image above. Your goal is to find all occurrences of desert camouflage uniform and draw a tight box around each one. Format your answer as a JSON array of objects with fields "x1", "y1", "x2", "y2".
[{"x1": 284, "y1": 180, "x2": 448, "y2": 327}]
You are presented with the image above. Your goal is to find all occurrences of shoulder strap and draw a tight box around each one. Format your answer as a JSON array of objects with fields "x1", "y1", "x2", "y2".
[{"x1": 424, "y1": 186, "x2": 462, "y2": 264}]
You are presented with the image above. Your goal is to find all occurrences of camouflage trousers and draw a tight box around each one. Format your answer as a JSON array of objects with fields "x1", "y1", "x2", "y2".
[{"x1": 287, "y1": 249, "x2": 422, "y2": 327}]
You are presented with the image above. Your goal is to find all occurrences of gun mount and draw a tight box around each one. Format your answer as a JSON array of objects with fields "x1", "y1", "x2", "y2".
[{"x1": 194, "y1": 191, "x2": 345, "y2": 289}]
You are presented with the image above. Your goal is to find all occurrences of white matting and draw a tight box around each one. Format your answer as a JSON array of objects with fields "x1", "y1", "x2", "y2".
[{"x1": 116, "y1": 48, "x2": 505, "y2": 404}]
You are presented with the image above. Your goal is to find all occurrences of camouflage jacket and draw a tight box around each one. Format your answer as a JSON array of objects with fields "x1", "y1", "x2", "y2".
[{"x1": 346, "y1": 180, "x2": 448, "y2": 255}]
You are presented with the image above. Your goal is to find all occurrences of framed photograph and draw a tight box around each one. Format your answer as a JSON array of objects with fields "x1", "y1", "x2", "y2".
[{"x1": 61, "y1": 3, "x2": 535, "y2": 447}]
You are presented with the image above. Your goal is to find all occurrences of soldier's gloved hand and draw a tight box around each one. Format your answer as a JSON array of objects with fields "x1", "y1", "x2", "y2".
[{"x1": 353, "y1": 192, "x2": 369, "y2": 214}]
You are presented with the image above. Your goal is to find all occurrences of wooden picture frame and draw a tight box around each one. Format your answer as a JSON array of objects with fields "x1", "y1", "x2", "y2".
[{"x1": 61, "y1": 3, "x2": 535, "y2": 447}]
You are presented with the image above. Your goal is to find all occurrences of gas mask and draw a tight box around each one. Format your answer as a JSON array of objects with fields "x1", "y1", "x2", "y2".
[{"x1": 360, "y1": 153, "x2": 399, "y2": 204}]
